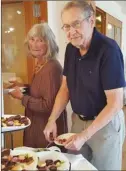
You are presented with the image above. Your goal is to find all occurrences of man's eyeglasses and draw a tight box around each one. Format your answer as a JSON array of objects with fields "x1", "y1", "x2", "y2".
[{"x1": 62, "y1": 15, "x2": 91, "y2": 32}]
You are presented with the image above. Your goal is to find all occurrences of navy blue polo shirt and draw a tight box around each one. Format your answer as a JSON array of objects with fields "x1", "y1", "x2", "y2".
[{"x1": 63, "y1": 28, "x2": 125, "y2": 117}]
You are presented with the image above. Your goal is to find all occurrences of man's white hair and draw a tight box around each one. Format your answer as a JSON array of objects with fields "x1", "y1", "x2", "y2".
[{"x1": 61, "y1": 0, "x2": 95, "y2": 18}]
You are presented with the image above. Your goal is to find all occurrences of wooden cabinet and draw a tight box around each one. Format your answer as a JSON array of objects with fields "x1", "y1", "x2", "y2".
[
  {"x1": 23, "y1": 1, "x2": 48, "y2": 83},
  {"x1": 2, "y1": 0, "x2": 47, "y2": 148},
  {"x1": 96, "y1": 7, "x2": 122, "y2": 48}
]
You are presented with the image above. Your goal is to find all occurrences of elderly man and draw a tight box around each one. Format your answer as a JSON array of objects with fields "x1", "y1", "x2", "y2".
[{"x1": 44, "y1": 1, "x2": 125, "y2": 170}]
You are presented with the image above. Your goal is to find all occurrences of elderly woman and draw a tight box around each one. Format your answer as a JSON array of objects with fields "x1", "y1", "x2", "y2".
[{"x1": 9, "y1": 23, "x2": 68, "y2": 148}]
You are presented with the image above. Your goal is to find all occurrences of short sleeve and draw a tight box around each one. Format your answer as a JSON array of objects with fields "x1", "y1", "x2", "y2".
[
  {"x1": 100, "y1": 47, "x2": 125, "y2": 90},
  {"x1": 63, "y1": 44, "x2": 70, "y2": 76}
]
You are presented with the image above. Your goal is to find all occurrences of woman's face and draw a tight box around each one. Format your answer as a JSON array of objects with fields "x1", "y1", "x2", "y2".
[{"x1": 28, "y1": 36, "x2": 47, "y2": 58}]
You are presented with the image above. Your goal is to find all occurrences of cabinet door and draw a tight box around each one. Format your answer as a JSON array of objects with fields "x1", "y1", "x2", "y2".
[
  {"x1": 2, "y1": 1, "x2": 29, "y2": 114},
  {"x1": 106, "y1": 23, "x2": 115, "y2": 39},
  {"x1": 96, "y1": 7, "x2": 106, "y2": 35},
  {"x1": 106, "y1": 13, "x2": 122, "y2": 48},
  {"x1": 2, "y1": 1, "x2": 29, "y2": 148},
  {"x1": 115, "y1": 26, "x2": 122, "y2": 47}
]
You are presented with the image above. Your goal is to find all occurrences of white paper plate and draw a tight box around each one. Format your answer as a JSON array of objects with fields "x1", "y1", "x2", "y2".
[
  {"x1": 1, "y1": 114, "x2": 31, "y2": 133},
  {"x1": 14, "y1": 146, "x2": 50, "y2": 153},
  {"x1": 37, "y1": 150, "x2": 70, "y2": 170},
  {"x1": 3, "y1": 87, "x2": 26, "y2": 94},
  {"x1": 54, "y1": 133, "x2": 75, "y2": 146},
  {"x1": 14, "y1": 146, "x2": 38, "y2": 152},
  {"x1": 14, "y1": 146, "x2": 61, "y2": 153},
  {"x1": 10, "y1": 149, "x2": 38, "y2": 170}
]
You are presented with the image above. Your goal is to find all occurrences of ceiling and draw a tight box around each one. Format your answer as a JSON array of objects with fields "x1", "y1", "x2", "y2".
[{"x1": 115, "y1": 1, "x2": 126, "y2": 15}]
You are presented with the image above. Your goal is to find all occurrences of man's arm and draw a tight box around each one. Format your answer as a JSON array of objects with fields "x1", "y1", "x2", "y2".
[
  {"x1": 48, "y1": 75, "x2": 69, "y2": 122},
  {"x1": 64, "y1": 88, "x2": 124, "y2": 150},
  {"x1": 85, "y1": 88, "x2": 123, "y2": 139},
  {"x1": 43, "y1": 76, "x2": 69, "y2": 141}
]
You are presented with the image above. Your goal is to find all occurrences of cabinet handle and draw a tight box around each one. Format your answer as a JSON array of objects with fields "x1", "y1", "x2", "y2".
[{"x1": 33, "y1": 4, "x2": 41, "y2": 17}]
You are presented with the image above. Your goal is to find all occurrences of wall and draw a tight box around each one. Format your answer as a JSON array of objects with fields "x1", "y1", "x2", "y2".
[
  {"x1": 48, "y1": 1, "x2": 68, "y2": 66},
  {"x1": 47, "y1": 1, "x2": 126, "y2": 131},
  {"x1": 48, "y1": 1, "x2": 73, "y2": 131}
]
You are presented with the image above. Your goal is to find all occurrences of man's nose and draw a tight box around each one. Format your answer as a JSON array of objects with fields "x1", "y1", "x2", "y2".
[{"x1": 69, "y1": 26, "x2": 77, "y2": 34}]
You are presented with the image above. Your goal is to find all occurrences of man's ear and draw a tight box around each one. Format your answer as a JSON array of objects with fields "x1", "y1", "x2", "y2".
[{"x1": 89, "y1": 15, "x2": 95, "y2": 28}]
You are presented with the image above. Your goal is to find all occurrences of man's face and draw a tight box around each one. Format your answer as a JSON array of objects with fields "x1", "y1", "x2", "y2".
[{"x1": 62, "y1": 7, "x2": 94, "y2": 48}]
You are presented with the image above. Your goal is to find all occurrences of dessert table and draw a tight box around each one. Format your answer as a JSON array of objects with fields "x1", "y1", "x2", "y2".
[{"x1": 14, "y1": 146, "x2": 98, "y2": 170}]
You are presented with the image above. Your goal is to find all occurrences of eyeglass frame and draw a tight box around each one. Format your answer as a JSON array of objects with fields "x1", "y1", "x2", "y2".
[{"x1": 61, "y1": 15, "x2": 92, "y2": 32}]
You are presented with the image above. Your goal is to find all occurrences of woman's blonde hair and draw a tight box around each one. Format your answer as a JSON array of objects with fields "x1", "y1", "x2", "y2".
[{"x1": 24, "y1": 22, "x2": 59, "y2": 59}]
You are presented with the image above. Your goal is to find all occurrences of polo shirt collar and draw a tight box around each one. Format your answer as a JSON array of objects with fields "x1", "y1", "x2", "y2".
[{"x1": 77, "y1": 27, "x2": 100, "y2": 59}]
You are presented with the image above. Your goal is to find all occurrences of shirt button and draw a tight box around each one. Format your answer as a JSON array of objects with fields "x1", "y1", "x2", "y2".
[
  {"x1": 89, "y1": 70, "x2": 92, "y2": 74},
  {"x1": 79, "y1": 58, "x2": 81, "y2": 61}
]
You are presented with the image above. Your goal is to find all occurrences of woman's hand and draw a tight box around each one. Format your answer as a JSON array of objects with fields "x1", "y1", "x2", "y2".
[
  {"x1": 9, "y1": 86, "x2": 24, "y2": 100},
  {"x1": 8, "y1": 80, "x2": 24, "y2": 88}
]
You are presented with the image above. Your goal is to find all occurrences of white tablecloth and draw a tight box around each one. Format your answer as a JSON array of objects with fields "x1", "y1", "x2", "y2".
[{"x1": 64, "y1": 153, "x2": 97, "y2": 170}]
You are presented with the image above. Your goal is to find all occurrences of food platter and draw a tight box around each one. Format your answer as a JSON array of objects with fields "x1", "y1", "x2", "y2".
[
  {"x1": 37, "y1": 150, "x2": 70, "y2": 170},
  {"x1": 1, "y1": 149, "x2": 70, "y2": 171},
  {"x1": 1, "y1": 149, "x2": 38, "y2": 171},
  {"x1": 1, "y1": 147, "x2": 98, "y2": 170},
  {"x1": 1, "y1": 115, "x2": 31, "y2": 133}
]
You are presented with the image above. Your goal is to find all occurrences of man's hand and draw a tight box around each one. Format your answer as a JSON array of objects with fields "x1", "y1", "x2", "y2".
[
  {"x1": 64, "y1": 131, "x2": 89, "y2": 151},
  {"x1": 9, "y1": 86, "x2": 24, "y2": 100},
  {"x1": 43, "y1": 120, "x2": 57, "y2": 142}
]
